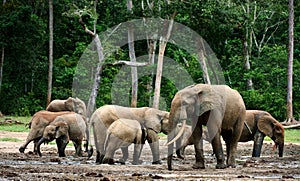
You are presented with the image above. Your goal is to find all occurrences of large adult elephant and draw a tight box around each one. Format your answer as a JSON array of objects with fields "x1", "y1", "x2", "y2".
[
  {"x1": 90, "y1": 105, "x2": 169, "y2": 164},
  {"x1": 239, "y1": 110, "x2": 284, "y2": 157},
  {"x1": 167, "y1": 84, "x2": 246, "y2": 170}
]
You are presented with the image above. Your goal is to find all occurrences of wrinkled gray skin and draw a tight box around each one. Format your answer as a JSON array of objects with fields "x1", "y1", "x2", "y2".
[
  {"x1": 239, "y1": 110, "x2": 284, "y2": 157},
  {"x1": 46, "y1": 97, "x2": 87, "y2": 117},
  {"x1": 90, "y1": 105, "x2": 169, "y2": 164},
  {"x1": 37, "y1": 113, "x2": 87, "y2": 157},
  {"x1": 103, "y1": 118, "x2": 147, "y2": 165},
  {"x1": 19, "y1": 111, "x2": 74, "y2": 154},
  {"x1": 167, "y1": 84, "x2": 246, "y2": 170}
]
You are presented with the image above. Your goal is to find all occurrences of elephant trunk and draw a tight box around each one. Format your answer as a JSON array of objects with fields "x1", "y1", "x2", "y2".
[
  {"x1": 37, "y1": 137, "x2": 47, "y2": 157},
  {"x1": 167, "y1": 106, "x2": 187, "y2": 170}
]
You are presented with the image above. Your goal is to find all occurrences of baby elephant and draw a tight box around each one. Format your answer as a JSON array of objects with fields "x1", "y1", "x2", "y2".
[
  {"x1": 102, "y1": 118, "x2": 147, "y2": 165},
  {"x1": 37, "y1": 113, "x2": 87, "y2": 157}
]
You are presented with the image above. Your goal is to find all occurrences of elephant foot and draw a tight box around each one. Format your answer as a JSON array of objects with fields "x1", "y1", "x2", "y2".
[
  {"x1": 87, "y1": 147, "x2": 93, "y2": 158},
  {"x1": 152, "y1": 160, "x2": 162, "y2": 164},
  {"x1": 103, "y1": 158, "x2": 114, "y2": 165},
  {"x1": 192, "y1": 162, "x2": 205, "y2": 169},
  {"x1": 118, "y1": 158, "x2": 126, "y2": 165},
  {"x1": 226, "y1": 164, "x2": 236, "y2": 168},
  {"x1": 132, "y1": 160, "x2": 143, "y2": 165},
  {"x1": 96, "y1": 152, "x2": 104, "y2": 164},
  {"x1": 59, "y1": 153, "x2": 66, "y2": 157},
  {"x1": 216, "y1": 163, "x2": 227, "y2": 169},
  {"x1": 19, "y1": 147, "x2": 25, "y2": 153}
]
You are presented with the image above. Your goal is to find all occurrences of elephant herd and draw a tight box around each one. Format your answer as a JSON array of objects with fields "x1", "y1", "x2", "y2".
[{"x1": 19, "y1": 84, "x2": 285, "y2": 171}]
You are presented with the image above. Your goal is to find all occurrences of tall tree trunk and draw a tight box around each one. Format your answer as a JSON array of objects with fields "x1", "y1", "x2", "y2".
[
  {"x1": 147, "y1": 38, "x2": 157, "y2": 105},
  {"x1": 84, "y1": 0, "x2": 101, "y2": 120},
  {"x1": 47, "y1": 0, "x2": 53, "y2": 107},
  {"x1": 242, "y1": 0, "x2": 254, "y2": 90},
  {"x1": 286, "y1": 0, "x2": 295, "y2": 124},
  {"x1": 153, "y1": 17, "x2": 174, "y2": 109},
  {"x1": 0, "y1": 0, "x2": 5, "y2": 93},
  {"x1": 86, "y1": 35, "x2": 104, "y2": 119},
  {"x1": 0, "y1": 47, "x2": 4, "y2": 93},
  {"x1": 197, "y1": 39, "x2": 211, "y2": 85},
  {"x1": 127, "y1": 0, "x2": 138, "y2": 107}
]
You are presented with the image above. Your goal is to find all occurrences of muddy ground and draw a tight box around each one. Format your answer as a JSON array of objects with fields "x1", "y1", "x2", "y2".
[{"x1": 0, "y1": 131, "x2": 299, "y2": 180}]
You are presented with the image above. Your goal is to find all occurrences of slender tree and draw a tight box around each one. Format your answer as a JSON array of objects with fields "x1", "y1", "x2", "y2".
[
  {"x1": 46, "y1": 0, "x2": 53, "y2": 107},
  {"x1": 286, "y1": 0, "x2": 295, "y2": 124},
  {"x1": 127, "y1": 0, "x2": 138, "y2": 107},
  {"x1": 152, "y1": 15, "x2": 175, "y2": 109}
]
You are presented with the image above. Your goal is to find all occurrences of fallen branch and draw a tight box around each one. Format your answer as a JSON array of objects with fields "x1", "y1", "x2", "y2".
[
  {"x1": 113, "y1": 61, "x2": 149, "y2": 67},
  {"x1": 283, "y1": 123, "x2": 300, "y2": 129}
]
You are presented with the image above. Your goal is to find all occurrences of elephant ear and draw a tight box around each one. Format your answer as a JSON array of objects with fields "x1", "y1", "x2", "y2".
[
  {"x1": 257, "y1": 116, "x2": 274, "y2": 138},
  {"x1": 194, "y1": 84, "x2": 224, "y2": 116},
  {"x1": 64, "y1": 97, "x2": 75, "y2": 111},
  {"x1": 55, "y1": 121, "x2": 69, "y2": 139},
  {"x1": 143, "y1": 109, "x2": 167, "y2": 133}
]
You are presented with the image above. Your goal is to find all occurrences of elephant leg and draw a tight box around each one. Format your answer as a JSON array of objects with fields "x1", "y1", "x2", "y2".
[
  {"x1": 133, "y1": 144, "x2": 143, "y2": 165},
  {"x1": 146, "y1": 129, "x2": 161, "y2": 164},
  {"x1": 19, "y1": 136, "x2": 40, "y2": 153},
  {"x1": 119, "y1": 147, "x2": 129, "y2": 164},
  {"x1": 33, "y1": 139, "x2": 39, "y2": 154},
  {"x1": 56, "y1": 138, "x2": 67, "y2": 157},
  {"x1": 252, "y1": 131, "x2": 265, "y2": 157},
  {"x1": 211, "y1": 134, "x2": 226, "y2": 169},
  {"x1": 191, "y1": 124, "x2": 205, "y2": 169},
  {"x1": 93, "y1": 122, "x2": 106, "y2": 164},
  {"x1": 103, "y1": 147, "x2": 117, "y2": 165},
  {"x1": 73, "y1": 141, "x2": 82, "y2": 157}
]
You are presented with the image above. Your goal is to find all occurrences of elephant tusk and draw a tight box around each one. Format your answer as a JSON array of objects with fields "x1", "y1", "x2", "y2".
[
  {"x1": 244, "y1": 122, "x2": 252, "y2": 135},
  {"x1": 165, "y1": 120, "x2": 186, "y2": 146}
]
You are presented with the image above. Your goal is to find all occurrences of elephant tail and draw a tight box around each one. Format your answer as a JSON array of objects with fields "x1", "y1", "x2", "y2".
[
  {"x1": 141, "y1": 124, "x2": 147, "y2": 144},
  {"x1": 104, "y1": 131, "x2": 112, "y2": 153}
]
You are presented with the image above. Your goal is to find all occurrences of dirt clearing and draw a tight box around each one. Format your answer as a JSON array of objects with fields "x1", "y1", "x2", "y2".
[{"x1": 0, "y1": 131, "x2": 299, "y2": 180}]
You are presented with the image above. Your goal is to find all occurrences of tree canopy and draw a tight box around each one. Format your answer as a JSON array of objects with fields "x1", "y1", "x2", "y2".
[{"x1": 0, "y1": 0, "x2": 299, "y2": 122}]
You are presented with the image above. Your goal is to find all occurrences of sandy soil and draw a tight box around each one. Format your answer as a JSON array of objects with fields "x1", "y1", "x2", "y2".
[{"x1": 0, "y1": 131, "x2": 300, "y2": 180}]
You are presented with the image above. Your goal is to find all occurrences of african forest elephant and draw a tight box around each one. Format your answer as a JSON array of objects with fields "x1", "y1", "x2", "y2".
[
  {"x1": 102, "y1": 118, "x2": 147, "y2": 165},
  {"x1": 239, "y1": 110, "x2": 284, "y2": 157},
  {"x1": 19, "y1": 111, "x2": 74, "y2": 154},
  {"x1": 90, "y1": 105, "x2": 169, "y2": 164},
  {"x1": 46, "y1": 97, "x2": 87, "y2": 117},
  {"x1": 167, "y1": 84, "x2": 246, "y2": 170},
  {"x1": 37, "y1": 113, "x2": 87, "y2": 157}
]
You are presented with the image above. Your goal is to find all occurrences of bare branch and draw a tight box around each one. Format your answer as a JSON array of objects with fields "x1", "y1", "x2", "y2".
[{"x1": 113, "y1": 61, "x2": 149, "y2": 67}]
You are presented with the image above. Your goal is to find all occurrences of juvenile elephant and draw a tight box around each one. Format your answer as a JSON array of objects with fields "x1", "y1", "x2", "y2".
[
  {"x1": 37, "y1": 113, "x2": 87, "y2": 157},
  {"x1": 19, "y1": 111, "x2": 74, "y2": 154},
  {"x1": 46, "y1": 97, "x2": 87, "y2": 116},
  {"x1": 90, "y1": 105, "x2": 169, "y2": 164},
  {"x1": 239, "y1": 110, "x2": 284, "y2": 157},
  {"x1": 167, "y1": 84, "x2": 246, "y2": 170},
  {"x1": 103, "y1": 118, "x2": 147, "y2": 165}
]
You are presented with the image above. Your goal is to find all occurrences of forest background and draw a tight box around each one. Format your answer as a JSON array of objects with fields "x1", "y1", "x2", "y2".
[{"x1": 0, "y1": 0, "x2": 299, "y2": 122}]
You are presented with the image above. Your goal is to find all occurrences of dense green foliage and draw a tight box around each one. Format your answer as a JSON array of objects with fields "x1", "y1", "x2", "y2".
[{"x1": 0, "y1": 0, "x2": 299, "y2": 122}]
